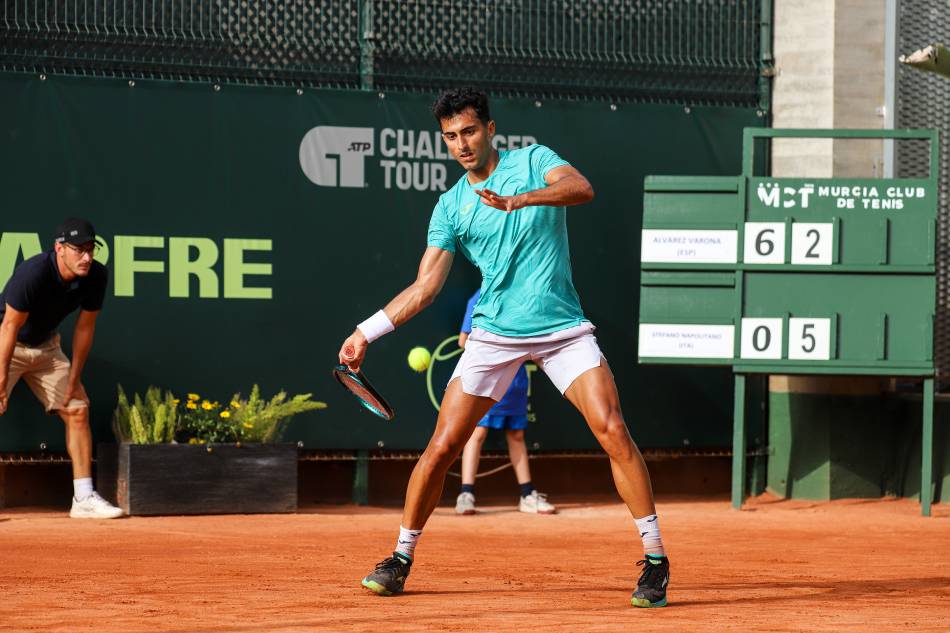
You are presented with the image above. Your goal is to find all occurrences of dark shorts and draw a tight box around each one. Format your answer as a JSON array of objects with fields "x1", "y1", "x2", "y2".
[{"x1": 477, "y1": 414, "x2": 529, "y2": 430}]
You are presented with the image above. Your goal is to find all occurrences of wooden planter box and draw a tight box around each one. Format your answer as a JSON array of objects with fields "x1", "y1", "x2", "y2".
[{"x1": 97, "y1": 443, "x2": 297, "y2": 516}]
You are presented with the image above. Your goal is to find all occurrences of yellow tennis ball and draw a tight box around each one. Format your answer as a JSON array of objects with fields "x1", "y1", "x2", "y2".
[{"x1": 407, "y1": 346, "x2": 431, "y2": 372}]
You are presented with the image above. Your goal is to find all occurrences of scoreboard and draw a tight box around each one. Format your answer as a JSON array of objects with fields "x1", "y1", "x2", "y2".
[{"x1": 637, "y1": 128, "x2": 939, "y2": 515}]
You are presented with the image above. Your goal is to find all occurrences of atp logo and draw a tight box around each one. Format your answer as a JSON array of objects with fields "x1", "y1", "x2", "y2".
[
  {"x1": 300, "y1": 124, "x2": 536, "y2": 192},
  {"x1": 299, "y1": 126, "x2": 375, "y2": 188}
]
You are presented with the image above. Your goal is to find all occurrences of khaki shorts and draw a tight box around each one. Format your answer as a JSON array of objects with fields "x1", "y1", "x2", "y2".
[
  {"x1": 6, "y1": 334, "x2": 88, "y2": 413},
  {"x1": 449, "y1": 322, "x2": 604, "y2": 401}
]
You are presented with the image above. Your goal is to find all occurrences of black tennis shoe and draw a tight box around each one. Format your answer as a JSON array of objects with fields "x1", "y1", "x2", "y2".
[
  {"x1": 361, "y1": 552, "x2": 412, "y2": 596},
  {"x1": 630, "y1": 555, "x2": 669, "y2": 608}
]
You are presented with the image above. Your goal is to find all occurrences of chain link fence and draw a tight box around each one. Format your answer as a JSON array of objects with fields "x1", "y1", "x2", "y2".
[
  {"x1": 896, "y1": 0, "x2": 950, "y2": 378},
  {"x1": 0, "y1": 1, "x2": 362, "y2": 86},
  {"x1": 1, "y1": 0, "x2": 770, "y2": 106}
]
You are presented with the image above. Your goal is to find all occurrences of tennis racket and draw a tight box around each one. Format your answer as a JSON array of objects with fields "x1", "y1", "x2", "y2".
[{"x1": 332, "y1": 364, "x2": 395, "y2": 420}]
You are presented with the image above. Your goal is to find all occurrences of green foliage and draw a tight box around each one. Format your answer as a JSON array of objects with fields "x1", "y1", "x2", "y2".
[
  {"x1": 113, "y1": 384, "x2": 325, "y2": 444},
  {"x1": 226, "y1": 385, "x2": 328, "y2": 443},
  {"x1": 113, "y1": 386, "x2": 132, "y2": 443},
  {"x1": 112, "y1": 386, "x2": 178, "y2": 444}
]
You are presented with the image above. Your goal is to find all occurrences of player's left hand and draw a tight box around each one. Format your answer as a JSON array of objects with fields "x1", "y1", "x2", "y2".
[
  {"x1": 475, "y1": 188, "x2": 529, "y2": 213},
  {"x1": 62, "y1": 381, "x2": 89, "y2": 411}
]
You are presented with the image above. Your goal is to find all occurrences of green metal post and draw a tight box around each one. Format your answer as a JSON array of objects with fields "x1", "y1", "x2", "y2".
[
  {"x1": 359, "y1": 0, "x2": 375, "y2": 91},
  {"x1": 921, "y1": 378, "x2": 934, "y2": 516},
  {"x1": 353, "y1": 449, "x2": 369, "y2": 505},
  {"x1": 759, "y1": 0, "x2": 773, "y2": 115},
  {"x1": 732, "y1": 374, "x2": 747, "y2": 509},
  {"x1": 749, "y1": 377, "x2": 768, "y2": 496}
]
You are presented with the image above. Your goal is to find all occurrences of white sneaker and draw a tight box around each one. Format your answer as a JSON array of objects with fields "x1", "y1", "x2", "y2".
[
  {"x1": 519, "y1": 490, "x2": 556, "y2": 515},
  {"x1": 70, "y1": 492, "x2": 124, "y2": 519},
  {"x1": 455, "y1": 492, "x2": 476, "y2": 515}
]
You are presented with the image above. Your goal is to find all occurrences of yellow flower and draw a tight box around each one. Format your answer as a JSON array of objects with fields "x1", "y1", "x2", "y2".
[
  {"x1": 198, "y1": 439, "x2": 206, "y2": 444},
  {"x1": 187, "y1": 393, "x2": 200, "y2": 401},
  {"x1": 242, "y1": 422, "x2": 254, "y2": 429},
  {"x1": 186, "y1": 401, "x2": 197, "y2": 410},
  {"x1": 230, "y1": 401, "x2": 241, "y2": 409},
  {"x1": 188, "y1": 438, "x2": 198, "y2": 444},
  {"x1": 201, "y1": 401, "x2": 213, "y2": 410},
  {"x1": 212, "y1": 401, "x2": 220, "y2": 409},
  {"x1": 172, "y1": 399, "x2": 180, "y2": 405},
  {"x1": 219, "y1": 410, "x2": 231, "y2": 419}
]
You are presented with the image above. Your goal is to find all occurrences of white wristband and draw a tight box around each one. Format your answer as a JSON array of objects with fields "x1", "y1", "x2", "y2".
[{"x1": 357, "y1": 310, "x2": 395, "y2": 344}]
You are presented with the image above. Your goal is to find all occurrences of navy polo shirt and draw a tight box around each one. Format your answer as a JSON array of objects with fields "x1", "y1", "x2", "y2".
[{"x1": 0, "y1": 251, "x2": 108, "y2": 347}]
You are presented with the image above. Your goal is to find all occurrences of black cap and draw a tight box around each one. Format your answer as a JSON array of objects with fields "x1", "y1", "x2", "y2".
[{"x1": 55, "y1": 218, "x2": 96, "y2": 246}]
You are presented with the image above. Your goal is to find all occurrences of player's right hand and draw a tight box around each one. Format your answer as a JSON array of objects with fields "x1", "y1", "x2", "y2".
[{"x1": 339, "y1": 329, "x2": 368, "y2": 372}]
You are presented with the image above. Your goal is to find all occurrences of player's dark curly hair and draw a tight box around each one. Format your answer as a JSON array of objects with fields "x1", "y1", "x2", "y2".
[{"x1": 431, "y1": 87, "x2": 491, "y2": 124}]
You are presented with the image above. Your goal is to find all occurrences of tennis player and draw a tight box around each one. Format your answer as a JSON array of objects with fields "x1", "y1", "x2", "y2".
[{"x1": 338, "y1": 87, "x2": 669, "y2": 607}]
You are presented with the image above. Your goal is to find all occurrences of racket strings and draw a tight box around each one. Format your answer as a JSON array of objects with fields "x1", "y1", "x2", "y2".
[{"x1": 334, "y1": 368, "x2": 394, "y2": 420}]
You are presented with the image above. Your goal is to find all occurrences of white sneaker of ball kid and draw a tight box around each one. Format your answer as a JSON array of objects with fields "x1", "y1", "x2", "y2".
[
  {"x1": 70, "y1": 492, "x2": 124, "y2": 519},
  {"x1": 455, "y1": 491, "x2": 476, "y2": 515},
  {"x1": 519, "y1": 490, "x2": 556, "y2": 514}
]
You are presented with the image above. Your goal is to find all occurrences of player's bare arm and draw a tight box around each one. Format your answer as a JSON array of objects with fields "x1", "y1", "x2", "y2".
[
  {"x1": 338, "y1": 246, "x2": 454, "y2": 371},
  {"x1": 475, "y1": 165, "x2": 594, "y2": 213},
  {"x1": 0, "y1": 304, "x2": 28, "y2": 415},
  {"x1": 63, "y1": 309, "x2": 99, "y2": 409}
]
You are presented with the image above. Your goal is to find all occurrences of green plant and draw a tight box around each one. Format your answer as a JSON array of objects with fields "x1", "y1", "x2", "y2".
[
  {"x1": 226, "y1": 385, "x2": 327, "y2": 443},
  {"x1": 113, "y1": 384, "x2": 326, "y2": 444},
  {"x1": 178, "y1": 394, "x2": 236, "y2": 443},
  {"x1": 113, "y1": 385, "x2": 178, "y2": 444}
]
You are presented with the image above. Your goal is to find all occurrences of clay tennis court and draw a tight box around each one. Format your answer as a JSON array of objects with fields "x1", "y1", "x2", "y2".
[{"x1": 1, "y1": 494, "x2": 947, "y2": 632}]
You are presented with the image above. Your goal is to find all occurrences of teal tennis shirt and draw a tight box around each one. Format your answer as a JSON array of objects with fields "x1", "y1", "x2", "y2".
[{"x1": 427, "y1": 144, "x2": 588, "y2": 337}]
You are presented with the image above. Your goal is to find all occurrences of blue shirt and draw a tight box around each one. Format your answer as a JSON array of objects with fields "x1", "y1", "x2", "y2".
[
  {"x1": 461, "y1": 289, "x2": 528, "y2": 416},
  {"x1": 429, "y1": 144, "x2": 587, "y2": 337},
  {"x1": 0, "y1": 251, "x2": 108, "y2": 347}
]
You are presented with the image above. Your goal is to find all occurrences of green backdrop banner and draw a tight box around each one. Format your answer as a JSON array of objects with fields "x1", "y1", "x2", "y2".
[{"x1": 0, "y1": 73, "x2": 761, "y2": 451}]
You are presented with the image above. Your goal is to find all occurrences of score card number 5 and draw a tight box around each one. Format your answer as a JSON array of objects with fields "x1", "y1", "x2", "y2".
[{"x1": 740, "y1": 317, "x2": 832, "y2": 360}]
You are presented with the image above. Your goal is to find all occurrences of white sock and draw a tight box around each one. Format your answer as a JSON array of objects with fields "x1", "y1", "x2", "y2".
[
  {"x1": 634, "y1": 514, "x2": 666, "y2": 557},
  {"x1": 73, "y1": 478, "x2": 93, "y2": 501},
  {"x1": 394, "y1": 525, "x2": 422, "y2": 561}
]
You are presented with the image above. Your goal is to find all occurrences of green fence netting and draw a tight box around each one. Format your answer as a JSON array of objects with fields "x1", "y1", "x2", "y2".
[
  {"x1": 0, "y1": 1, "x2": 362, "y2": 86},
  {"x1": 1, "y1": 0, "x2": 769, "y2": 105}
]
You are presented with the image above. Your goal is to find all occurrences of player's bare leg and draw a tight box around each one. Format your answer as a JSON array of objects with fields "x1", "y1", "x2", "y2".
[
  {"x1": 564, "y1": 360, "x2": 655, "y2": 516},
  {"x1": 403, "y1": 378, "x2": 495, "y2": 528},
  {"x1": 564, "y1": 358, "x2": 669, "y2": 607},
  {"x1": 362, "y1": 379, "x2": 494, "y2": 596}
]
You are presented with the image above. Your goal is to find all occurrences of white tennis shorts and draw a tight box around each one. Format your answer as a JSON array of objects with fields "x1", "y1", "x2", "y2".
[{"x1": 449, "y1": 322, "x2": 604, "y2": 401}]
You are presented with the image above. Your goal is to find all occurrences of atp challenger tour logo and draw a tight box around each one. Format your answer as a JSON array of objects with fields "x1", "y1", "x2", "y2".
[
  {"x1": 299, "y1": 126, "x2": 375, "y2": 188},
  {"x1": 299, "y1": 125, "x2": 537, "y2": 192}
]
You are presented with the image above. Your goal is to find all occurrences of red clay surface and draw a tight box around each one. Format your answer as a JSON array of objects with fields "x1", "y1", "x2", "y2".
[{"x1": 1, "y1": 495, "x2": 948, "y2": 632}]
